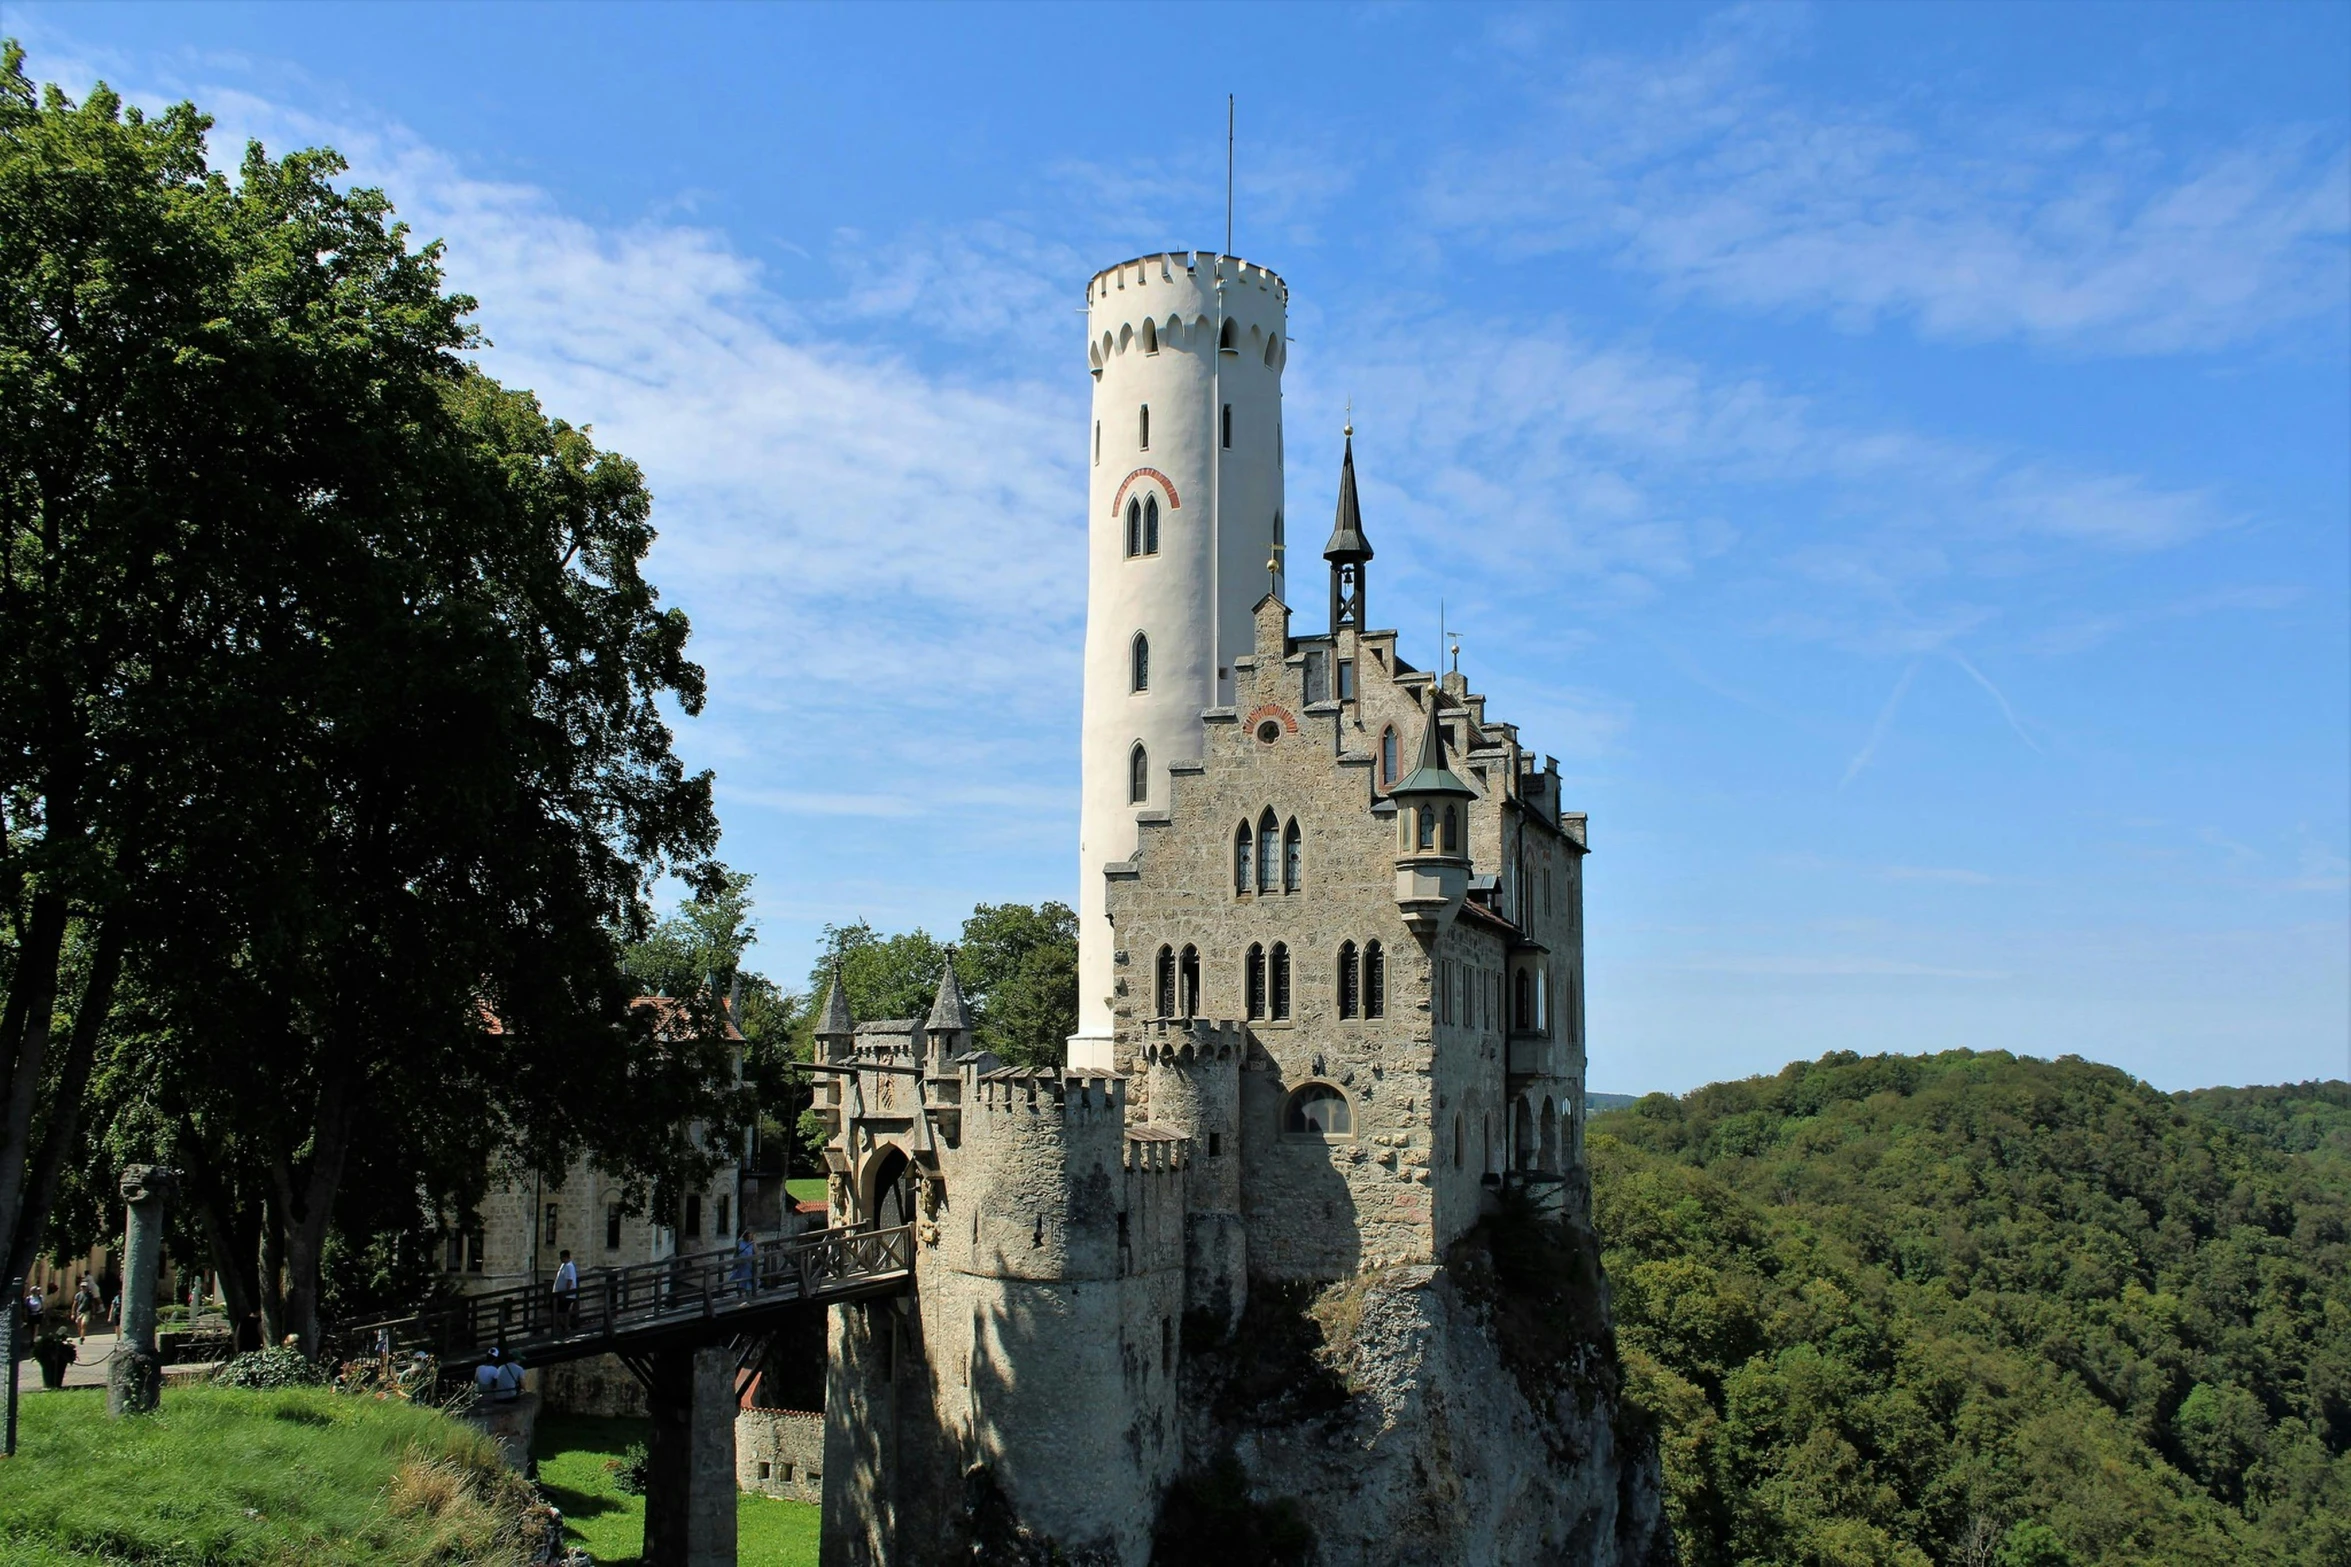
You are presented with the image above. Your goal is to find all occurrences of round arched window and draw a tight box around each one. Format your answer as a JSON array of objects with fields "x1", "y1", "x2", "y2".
[{"x1": 1283, "y1": 1083, "x2": 1352, "y2": 1138}]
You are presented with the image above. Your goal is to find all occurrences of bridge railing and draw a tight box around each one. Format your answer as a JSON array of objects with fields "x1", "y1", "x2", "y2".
[{"x1": 334, "y1": 1223, "x2": 913, "y2": 1363}]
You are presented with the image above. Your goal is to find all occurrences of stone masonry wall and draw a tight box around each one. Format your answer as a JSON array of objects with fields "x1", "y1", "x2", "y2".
[{"x1": 738, "y1": 1407, "x2": 825, "y2": 1505}]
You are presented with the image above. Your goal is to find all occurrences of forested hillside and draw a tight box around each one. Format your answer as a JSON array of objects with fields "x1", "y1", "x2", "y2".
[{"x1": 1590, "y1": 1052, "x2": 2351, "y2": 1567}]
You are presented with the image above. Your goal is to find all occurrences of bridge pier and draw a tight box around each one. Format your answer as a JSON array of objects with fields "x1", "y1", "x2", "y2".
[{"x1": 643, "y1": 1344, "x2": 738, "y2": 1567}]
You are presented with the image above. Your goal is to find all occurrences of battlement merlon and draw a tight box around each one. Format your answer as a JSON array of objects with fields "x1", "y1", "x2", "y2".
[{"x1": 1089, "y1": 251, "x2": 1288, "y2": 306}]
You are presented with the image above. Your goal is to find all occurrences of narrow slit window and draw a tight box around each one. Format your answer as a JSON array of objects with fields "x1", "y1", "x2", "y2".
[
  {"x1": 1364, "y1": 942, "x2": 1385, "y2": 1018},
  {"x1": 1246, "y1": 944, "x2": 1266, "y2": 1020},
  {"x1": 1139, "y1": 404, "x2": 1149, "y2": 449},
  {"x1": 1130, "y1": 742, "x2": 1149, "y2": 804},
  {"x1": 1381, "y1": 727, "x2": 1399, "y2": 788},
  {"x1": 1221, "y1": 403, "x2": 1232, "y2": 448},
  {"x1": 1094, "y1": 420, "x2": 1101, "y2": 465},
  {"x1": 1131, "y1": 632, "x2": 1149, "y2": 692},
  {"x1": 1271, "y1": 942, "x2": 1290, "y2": 1019}
]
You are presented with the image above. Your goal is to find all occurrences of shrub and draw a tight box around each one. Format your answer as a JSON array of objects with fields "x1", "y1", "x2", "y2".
[
  {"x1": 212, "y1": 1345, "x2": 330, "y2": 1389},
  {"x1": 610, "y1": 1439, "x2": 651, "y2": 1495}
]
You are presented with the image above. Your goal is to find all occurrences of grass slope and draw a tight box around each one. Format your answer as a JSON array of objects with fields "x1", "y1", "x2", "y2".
[
  {"x1": 532, "y1": 1413, "x2": 818, "y2": 1566},
  {"x1": 1593, "y1": 1051, "x2": 2351, "y2": 1567},
  {"x1": 0, "y1": 1384, "x2": 539, "y2": 1566}
]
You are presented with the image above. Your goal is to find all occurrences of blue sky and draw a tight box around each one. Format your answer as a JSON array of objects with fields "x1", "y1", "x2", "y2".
[{"x1": 13, "y1": 2, "x2": 2347, "y2": 1093}]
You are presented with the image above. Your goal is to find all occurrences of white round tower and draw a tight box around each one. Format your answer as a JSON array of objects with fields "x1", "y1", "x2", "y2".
[{"x1": 1071, "y1": 253, "x2": 1289, "y2": 1070}]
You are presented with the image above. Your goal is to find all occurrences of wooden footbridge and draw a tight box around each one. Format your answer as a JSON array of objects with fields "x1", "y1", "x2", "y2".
[{"x1": 335, "y1": 1222, "x2": 914, "y2": 1373}]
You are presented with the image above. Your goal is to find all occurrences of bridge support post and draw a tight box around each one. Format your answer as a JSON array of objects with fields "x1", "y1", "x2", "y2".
[{"x1": 642, "y1": 1344, "x2": 738, "y2": 1567}]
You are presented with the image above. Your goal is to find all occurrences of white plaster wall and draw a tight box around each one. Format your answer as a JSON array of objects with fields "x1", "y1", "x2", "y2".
[{"x1": 1074, "y1": 253, "x2": 1288, "y2": 1067}]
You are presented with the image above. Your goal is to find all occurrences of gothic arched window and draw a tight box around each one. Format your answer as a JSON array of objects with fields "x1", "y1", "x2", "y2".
[
  {"x1": 1245, "y1": 944, "x2": 1266, "y2": 1020},
  {"x1": 1270, "y1": 943, "x2": 1290, "y2": 1020},
  {"x1": 1156, "y1": 946, "x2": 1175, "y2": 1019},
  {"x1": 1363, "y1": 941, "x2": 1385, "y2": 1018},
  {"x1": 1233, "y1": 822, "x2": 1252, "y2": 895},
  {"x1": 1179, "y1": 945, "x2": 1200, "y2": 1018},
  {"x1": 1131, "y1": 633, "x2": 1149, "y2": 692},
  {"x1": 1441, "y1": 806, "x2": 1459, "y2": 854},
  {"x1": 1129, "y1": 743, "x2": 1149, "y2": 804},
  {"x1": 1126, "y1": 498, "x2": 1143, "y2": 558},
  {"x1": 1282, "y1": 819, "x2": 1301, "y2": 893},
  {"x1": 1380, "y1": 727, "x2": 1399, "y2": 788},
  {"x1": 1143, "y1": 494, "x2": 1159, "y2": 554},
  {"x1": 1336, "y1": 941, "x2": 1358, "y2": 1019},
  {"x1": 1255, "y1": 808, "x2": 1279, "y2": 894},
  {"x1": 1417, "y1": 807, "x2": 1436, "y2": 851},
  {"x1": 1141, "y1": 317, "x2": 1158, "y2": 354}
]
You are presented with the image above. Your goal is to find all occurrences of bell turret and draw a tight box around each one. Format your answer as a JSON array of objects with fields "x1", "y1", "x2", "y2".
[
  {"x1": 1324, "y1": 425, "x2": 1373, "y2": 636},
  {"x1": 1391, "y1": 699, "x2": 1477, "y2": 937}
]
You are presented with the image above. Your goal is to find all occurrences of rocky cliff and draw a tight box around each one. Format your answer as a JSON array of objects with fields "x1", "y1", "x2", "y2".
[{"x1": 1155, "y1": 1195, "x2": 1672, "y2": 1567}]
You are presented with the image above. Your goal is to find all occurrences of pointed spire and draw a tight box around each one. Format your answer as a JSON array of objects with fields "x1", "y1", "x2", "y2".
[
  {"x1": 1323, "y1": 427, "x2": 1373, "y2": 564},
  {"x1": 925, "y1": 951, "x2": 972, "y2": 1035},
  {"x1": 817, "y1": 966, "x2": 853, "y2": 1037},
  {"x1": 1391, "y1": 697, "x2": 1478, "y2": 800}
]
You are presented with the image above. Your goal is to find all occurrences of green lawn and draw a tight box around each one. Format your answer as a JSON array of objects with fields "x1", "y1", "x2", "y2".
[
  {"x1": 0, "y1": 1383, "x2": 539, "y2": 1567},
  {"x1": 532, "y1": 1413, "x2": 819, "y2": 1567},
  {"x1": 784, "y1": 1177, "x2": 828, "y2": 1205}
]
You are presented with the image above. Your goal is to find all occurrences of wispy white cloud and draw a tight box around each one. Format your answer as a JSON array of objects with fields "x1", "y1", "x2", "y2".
[
  {"x1": 1840, "y1": 661, "x2": 1918, "y2": 789},
  {"x1": 1427, "y1": 14, "x2": 2351, "y2": 355}
]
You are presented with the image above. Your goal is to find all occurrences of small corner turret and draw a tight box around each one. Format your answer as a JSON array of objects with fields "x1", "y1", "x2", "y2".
[
  {"x1": 815, "y1": 965, "x2": 855, "y2": 1062},
  {"x1": 923, "y1": 951, "x2": 973, "y2": 1077},
  {"x1": 1391, "y1": 699, "x2": 1479, "y2": 937}
]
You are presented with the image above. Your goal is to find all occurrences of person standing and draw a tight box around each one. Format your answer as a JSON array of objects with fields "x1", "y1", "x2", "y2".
[
  {"x1": 551, "y1": 1250, "x2": 578, "y2": 1331},
  {"x1": 732, "y1": 1230, "x2": 756, "y2": 1298}
]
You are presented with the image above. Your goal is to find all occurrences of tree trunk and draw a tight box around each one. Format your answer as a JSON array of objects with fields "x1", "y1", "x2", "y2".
[
  {"x1": 181, "y1": 1136, "x2": 264, "y2": 1352},
  {"x1": 4, "y1": 914, "x2": 124, "y2": 1289},
  {"x1": 273, "y1": 1053, "x2": 357, "y2": 1358},
  {"x1": 0, "y1": 889, "x2": 71, "y2": 1284},
  {"x1": 257, "y1": 1189, "x2": 287, "y2": 1348}
]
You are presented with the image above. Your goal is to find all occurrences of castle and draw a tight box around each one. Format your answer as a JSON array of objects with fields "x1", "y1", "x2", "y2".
[{"x1": 812, "y1": 253, "x2": 1594, "y2": 1565}]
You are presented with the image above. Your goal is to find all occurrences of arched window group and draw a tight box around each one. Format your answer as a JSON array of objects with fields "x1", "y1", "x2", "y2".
[
  {"x1": 1125, "y1": 493, "x2": 1160, "y2": 558},
  {"x1": 1152, "y1": 944, "x2": 1201, "y2": 1019},
  {"x1": 1242, "y1": 942, "x2": 1291, "y2": 1021},
  {"x1": 1131, "y1": 633, "x2": 1149, "y2": 692},
  {"x1": 1335, "y1": 940, "x2": 1385, "y2": 1019},
  {"x1": 1235, "y1": 810, "x2": 1301, "y2": 896}
]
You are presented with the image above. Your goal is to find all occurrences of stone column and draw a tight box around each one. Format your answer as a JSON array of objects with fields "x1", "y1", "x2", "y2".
[
  {"x1": 108, "y1": 1164, "x2": 176, "y2": 1416},
  {"x1": 641, "y1": 1344, "x2": 739, "y2": 1567}
]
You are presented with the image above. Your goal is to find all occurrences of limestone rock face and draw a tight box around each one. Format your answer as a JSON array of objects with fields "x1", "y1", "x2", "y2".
[{"x1": 1168, "y1": 1218, "x2": 1671, "y2": 1567}]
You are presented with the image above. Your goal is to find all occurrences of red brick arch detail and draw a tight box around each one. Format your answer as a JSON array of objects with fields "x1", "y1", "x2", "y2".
[
  {"x1": 1111, "y1": 467, "x2": 1182, "y2": 517},
  {"x1": 1245, "y1": 704, "x2": 1300, "y2": 735}
]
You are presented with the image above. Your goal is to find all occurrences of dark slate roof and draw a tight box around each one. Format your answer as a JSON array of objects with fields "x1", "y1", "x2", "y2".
[
  {"x1": 816, "y1": 972, "x2": 853, "y2": 1036},
  {"x1": 1391, "y1": 701, "x2": 1479, "y2": 799},
  {"x1": 926, "y1": 957, "x2": 973, "y2": 1033},
  {"x1": 1323, "y1": 432, "x2": 1373, "y2": 563}
]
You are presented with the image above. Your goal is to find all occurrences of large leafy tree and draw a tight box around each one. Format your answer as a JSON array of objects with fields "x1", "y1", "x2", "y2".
[{"x1": 1, "y1": 48, "x2": 737, "y2": 1351}]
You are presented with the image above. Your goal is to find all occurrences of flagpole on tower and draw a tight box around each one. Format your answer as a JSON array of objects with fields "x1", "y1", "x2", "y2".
[{"x1": 1226, "y1": 94, "x2": 1234, "y2": 257}]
